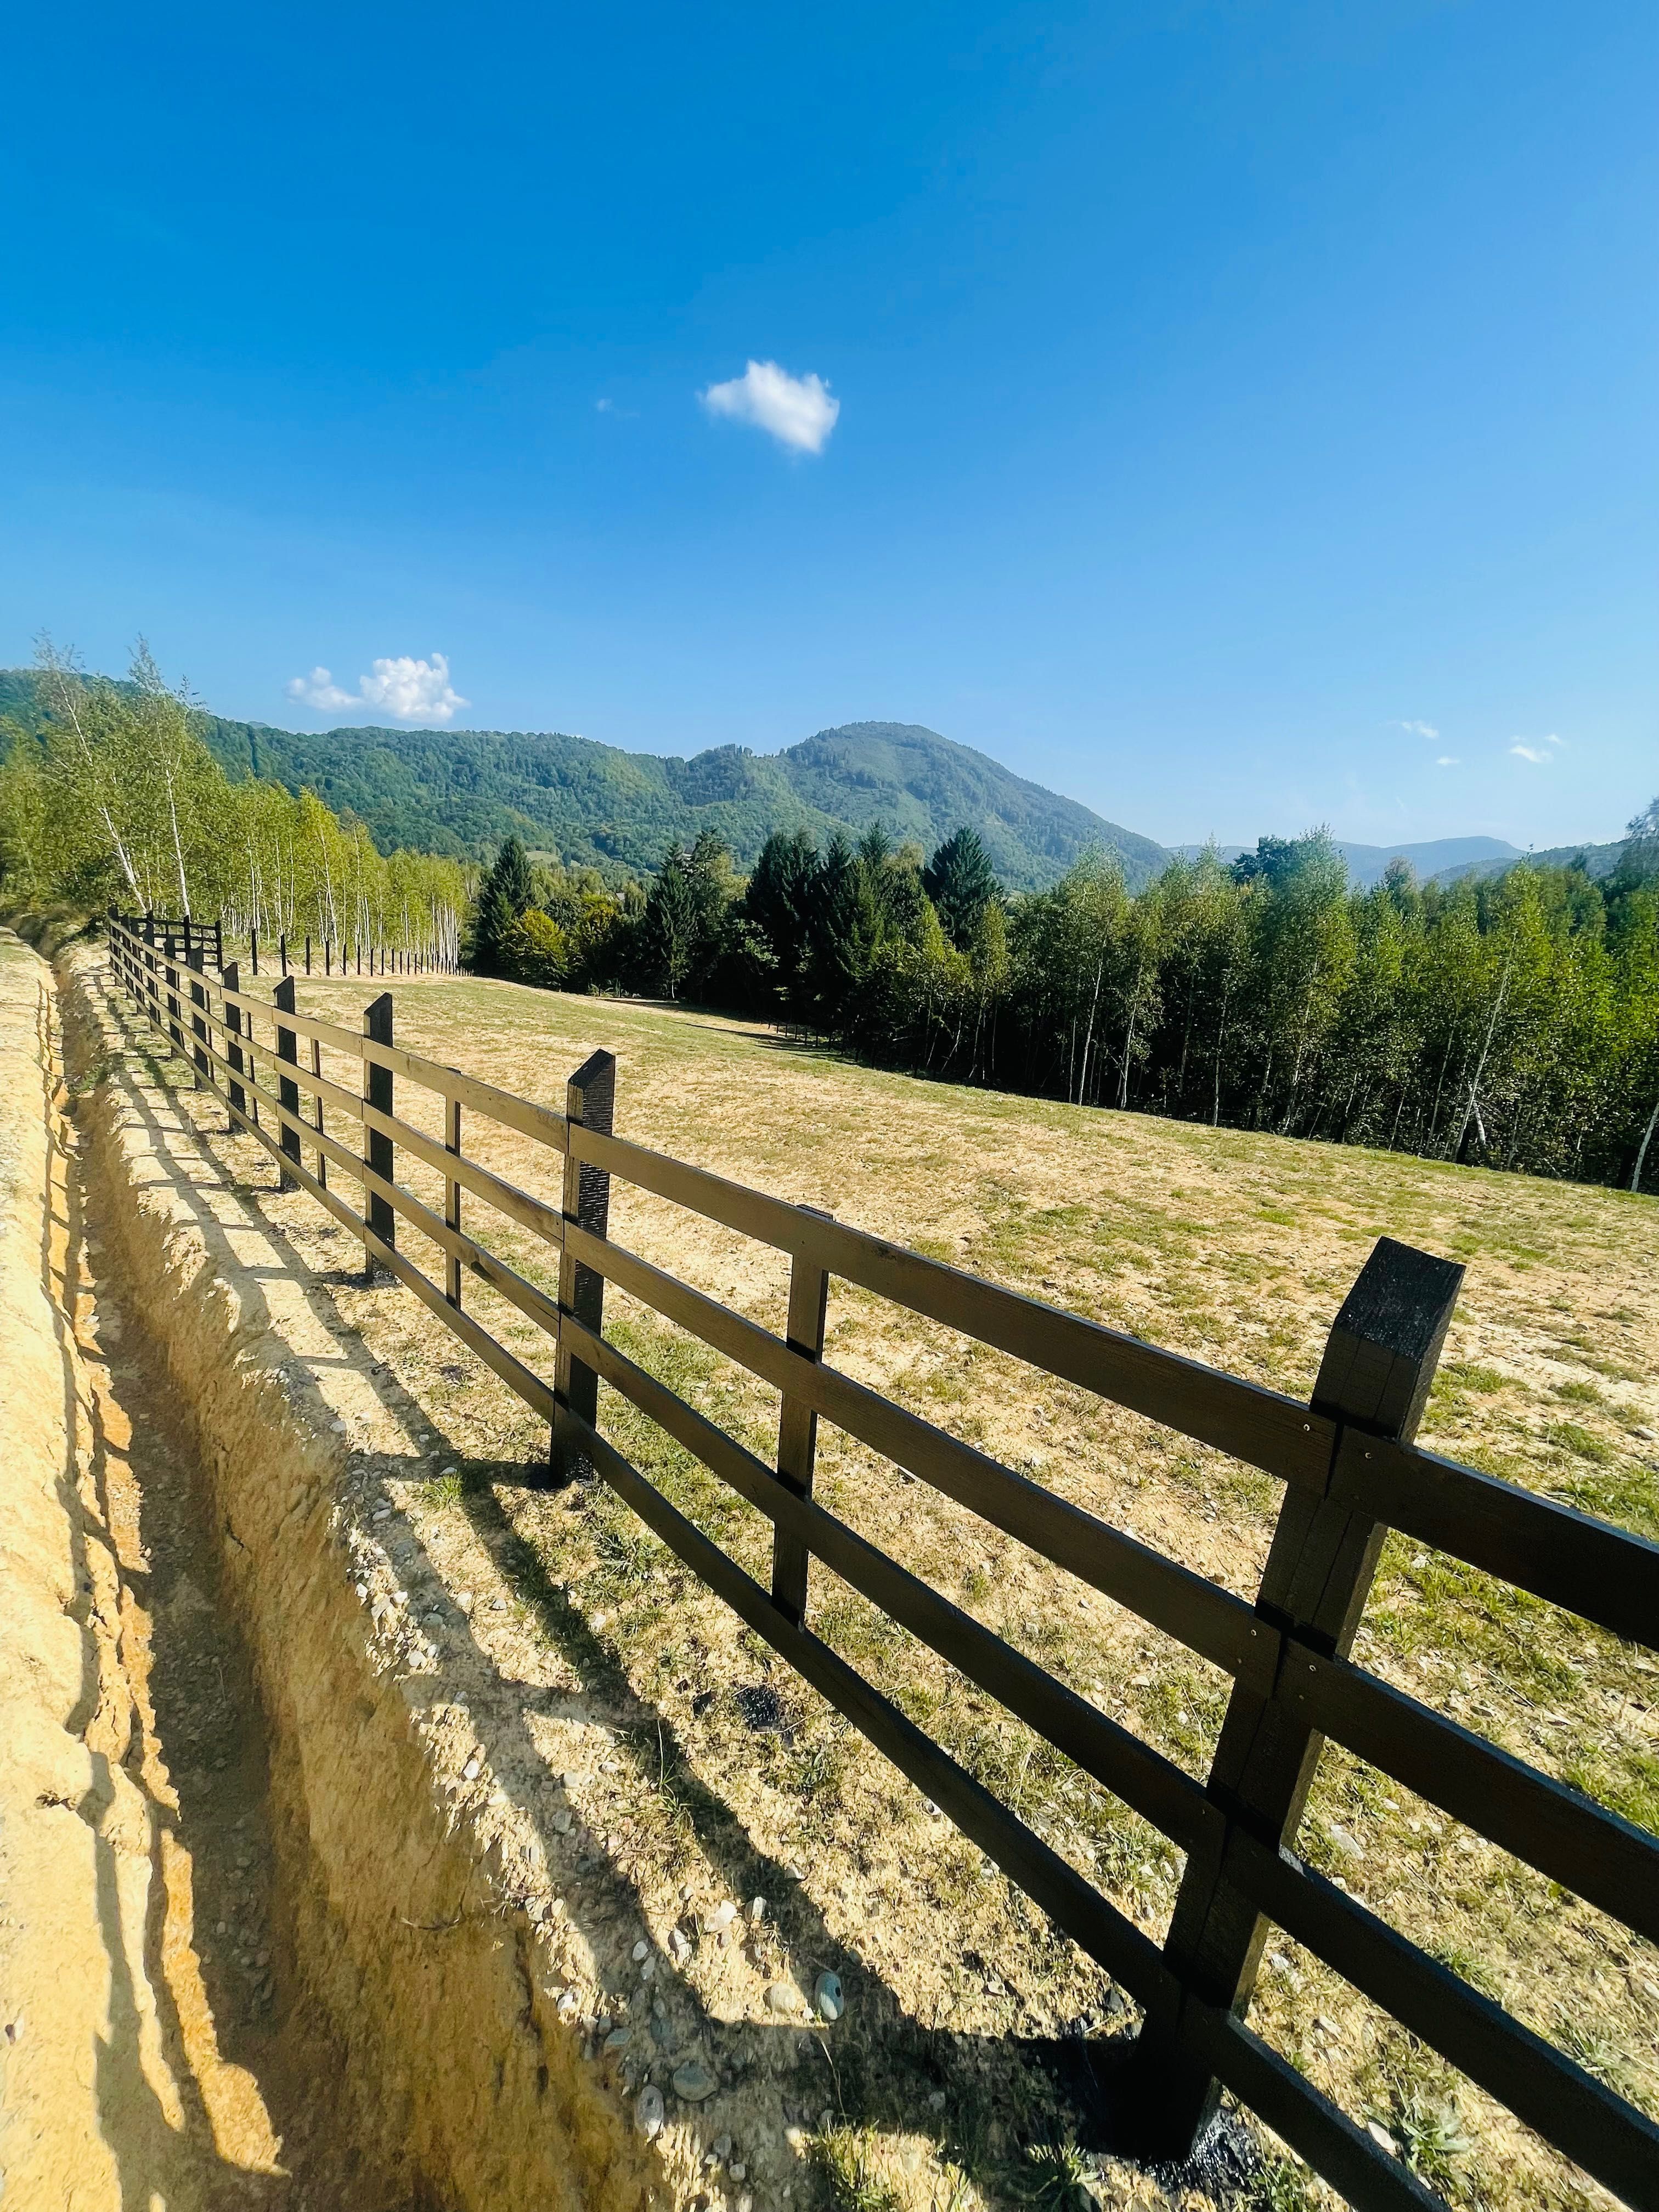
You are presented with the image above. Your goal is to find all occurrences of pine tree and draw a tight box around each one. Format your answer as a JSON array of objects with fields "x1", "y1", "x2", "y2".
[
  {"x1": 922, "y1": 827, "x2": 1000, "y2": 950},
  {"x1": 475, "y1": 834, "x2": 533, "y2": 973}
]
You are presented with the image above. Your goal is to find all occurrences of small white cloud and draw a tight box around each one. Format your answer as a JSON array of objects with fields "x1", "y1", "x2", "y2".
[
  {"x1": 1436, "y1": 755, "x2": 1459, "y2": 767},
  {"x1": 286, "y1": 653, "x2": 468, "y2": 725},
  {"x1": 701, "y1": 359, "x2": 839, "y2": 453},
  {"x1": 1509, "y1": 740, "x2": 1556, "y2": 764},
  {"x1": 1399, "y1": 719, "x2": 1440, "y2": 741},
  {"x1": 286, "y1": 667, "x2": 359, "y2": 711},
  {"x1": 595, "y1": 397, "x2": 613, "y2": 412}
]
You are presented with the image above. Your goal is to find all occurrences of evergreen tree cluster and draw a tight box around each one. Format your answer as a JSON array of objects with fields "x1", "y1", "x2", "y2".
[{"x1": 475, "y1": 811, "x2": 1659, "y2": 1194}]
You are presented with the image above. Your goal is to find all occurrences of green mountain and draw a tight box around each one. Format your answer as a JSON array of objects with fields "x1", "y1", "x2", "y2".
[{"x1": 0, "y1": 674, "x2": 1170, "y2": 889}]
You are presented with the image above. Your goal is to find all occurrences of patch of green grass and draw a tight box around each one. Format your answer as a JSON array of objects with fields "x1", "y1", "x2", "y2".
[
  {"x1": 1553, "y1": 1379, "x2": 1603, "y2": 1406},
  {"x1": 810, "y1": 2128, "x2": 906, "y2": 2212},
  {"x1": 1437, "y1": 1361, "x2": 1511, "y2": 1395},
  {"x1": 1246, "y1": 2154, "x2": 1317, "y2": 2212},
  {"x1": 1546, "y1": 1421, "x2": 1615, "y2": 1464}
]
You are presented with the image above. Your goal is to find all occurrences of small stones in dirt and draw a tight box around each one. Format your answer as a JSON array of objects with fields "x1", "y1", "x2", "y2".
[
  {"x1": 766, "y1": 1982, "x2": 798, "y2": 2015},
  {"x1": 669, "y1": 1926, "x2": 692, "y2": 1967},
  {"x1": 640, "y1": 1956, "x2": 656, "y2": 1982},
  {"x1": 556, "y1": 1988, "x2": 579, "y2": 2018},
  {"x1": 456, "y1": 1591, "x2": 475, "y2": 1616},
  {"x1": 605, "y1": 2028, "x2": 633, "y2": 2051},
  {"x1": 707, "y1": 2135, "x2": 732, "y2": 2166},
  {"x1": 1366, "y1": 2120, "x2": 1398, "y2": 2156},
  {"x1": 674, "y1": 2059, "x2": 717, "y2": 2102},
  {"x1": 373, "y1": 1504, "x2": 391, "y2": 1522},
  {"x1": 633, "y1": 1939, "x2": 651, "y2": 1963},
  {"x1": 748, "y1": 1896, "x2": 766, "y2": 1925},
  {"x1": 706, "y1": 1900, "x2": 737, "y2": 1937},
  {"x1": 552, "y1": 1810, "x2": 573, "y2": 1835},
  {"x1": 813, "y1": 1971, "x2": 843, "y2": 2022},
  {"x1": 462, "y1": 1755, "x2": 482, "y2": 1781},
  {"x1": 928, "y1": 2091, "x2": 946, "y2": 2112},
  {"x1": 635, "y1": 2085, "x2": 665, "y2": 2138}
]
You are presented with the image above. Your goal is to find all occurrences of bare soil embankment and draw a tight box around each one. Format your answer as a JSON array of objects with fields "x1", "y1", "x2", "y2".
[{"x1": 1, "y1": 930, "x2": 377, "y2": 2208}]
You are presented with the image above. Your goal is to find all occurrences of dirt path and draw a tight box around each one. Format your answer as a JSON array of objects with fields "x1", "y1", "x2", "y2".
[{"x1": 0, "y1": 930, "x2": 380, "y2": 2210}]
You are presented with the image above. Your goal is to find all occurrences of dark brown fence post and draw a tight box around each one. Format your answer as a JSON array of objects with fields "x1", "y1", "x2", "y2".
[
  {"x1": 363, "y1": 991, "x2": 394, "y2": 1278},
  {"x1": 214, "y1": 917, "x2": 223, "y2": 971},
  {"x1": 280, "y1": 932, "x2": 289, "y2": 978},
  {"x1": 274, "y1": 975, "x2": 302, "y2": 1192},
  {"x1": 187, "y1": 948, "x2": 210, "y2": 1087},
  {"x1": 771, "y1": 1211, "x2": 833, "y2": 1625},
  {"x1": 552, "y1": 1049, "x2": 616, "y2": 1484},
  {"x1": 251, "y1": 924, "x2": 259, "y2": 977},
  {"x1": 445, "y1": 1094, "x2": 462, "y2": 1308},
  {"x1": 163, "y1": 944, "x2": 183, "y2": 1057},
  {"x1": 1119, "y1": 1235, "x2": 1463, "y2": 2159},
  {"x1": 312, "y1": 1036, "x2": 327, "y2": 1188},
  {"x1": 223, "y1": 961, "x2": 247, "y2": 1127}
]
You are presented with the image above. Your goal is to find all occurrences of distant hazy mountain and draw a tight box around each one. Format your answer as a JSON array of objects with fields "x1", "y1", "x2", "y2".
[
  {"x1": 1176, "y1": 835, "x2": 1522, "y2": 887},
  {"x1": 1427, "y1": 839, "x2": 1628, "y2": 887},
  {"x1": 0, "y1": 674, "x2": 1170, "y2": 890}
]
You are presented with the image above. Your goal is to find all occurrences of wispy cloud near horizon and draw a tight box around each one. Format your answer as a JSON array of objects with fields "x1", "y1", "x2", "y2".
[
  {"x1": 701, "y1": 359, "x2": 839, "y2": 453},
  {"x1": 286, "y1": 653, "x2": 469, "y2": 724},
  {"x1": 1399, "y1": 719, "x2": 1440, "y2": 740}
]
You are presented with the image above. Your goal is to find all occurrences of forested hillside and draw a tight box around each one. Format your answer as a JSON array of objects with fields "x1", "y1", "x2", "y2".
[
  {"x1": 477, "y1": 812, "x2": 1659, "y2": 1193},
  {"x1": 0, "y1": 673, "x2": 1169, "y2": 889}
]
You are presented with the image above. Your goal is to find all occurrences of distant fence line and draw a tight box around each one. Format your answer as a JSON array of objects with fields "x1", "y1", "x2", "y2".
[
  {"x1": 104, "y1": 909, "x2": 1659, "y2": 2212},
  {"x1": 128, "y1": 911, "x2": 457, "y2": 981}
]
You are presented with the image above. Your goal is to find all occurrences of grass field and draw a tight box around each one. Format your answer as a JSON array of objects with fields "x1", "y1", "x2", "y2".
[{"x1": 137, "y1": 965, "x2": 1659, "y2": 2211}]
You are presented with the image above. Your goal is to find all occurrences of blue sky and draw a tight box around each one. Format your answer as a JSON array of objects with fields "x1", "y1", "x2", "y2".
[{"x1": 3, "y1": 1, "x2": 1653, "y2": 851}]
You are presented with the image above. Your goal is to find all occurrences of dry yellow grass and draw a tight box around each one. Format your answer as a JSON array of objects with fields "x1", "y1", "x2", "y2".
[{"x1": 116, "y1": 962, "x2": 1659, "y2": 2212}]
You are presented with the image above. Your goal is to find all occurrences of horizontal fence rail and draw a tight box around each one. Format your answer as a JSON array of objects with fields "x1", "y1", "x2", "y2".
[{"x1": 104, "y1": 911, "x2": 1659, "y2": 2212}]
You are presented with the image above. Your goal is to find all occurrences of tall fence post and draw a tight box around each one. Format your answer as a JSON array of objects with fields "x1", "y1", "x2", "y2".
[
  {"x1": 274, "y1": 975, "x2": 302, "y2": 1192},
  {"x1": 163, "y1": 941, "x2": 183, "y2": 1058},
  {"x1": 280, "y1": 932, "x2": 289, "y2": 978},
  {"x1": 251, "y1": 923, "x2": 259, "y2": 977},
  {"x1": 1118, "y1": 1235, "x2": 1464, "y2": 2159},
  {"x1": 771, "y1": 1211, "x2": 833, "y2": 1625},
  {"x1": 223, "y1": 961, "x2": 247, "y2": 1128},
  {"x1": 363, "y1": 991, "x2": 395, "y2": 1278},
  {"x1": 445, "y1": 1094, "x2": 463, "y2": 1308},
  {"x1": 187, "y1": 948, "x2": 210, "y2": 1088},
  {"x1": 552, "y1": 1049, "x2": 616, "y2": 1484}
]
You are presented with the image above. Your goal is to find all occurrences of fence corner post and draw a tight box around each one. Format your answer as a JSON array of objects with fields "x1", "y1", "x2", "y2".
[
  {"x1": 552, "y1": 1048, "x2": 616, "y2": 1485},
  {"x1": 771, "y1": 1209, "x2": 833, "y2": 1624},
  {"x1": 363, "y1": 991, "x2": 395, "y2": 1280},
  {"x1": 274, "y1": 974, "x2": 302, "y2": 1192},
  {"x1": 1110, "y1": 1234, "x2": 1464, "y2": 2162}
]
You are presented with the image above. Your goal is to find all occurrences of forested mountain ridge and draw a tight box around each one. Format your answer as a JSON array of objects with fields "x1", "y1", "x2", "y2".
[{"x1": 0, "y1": 673, "x2": 1168, "y2": 889}]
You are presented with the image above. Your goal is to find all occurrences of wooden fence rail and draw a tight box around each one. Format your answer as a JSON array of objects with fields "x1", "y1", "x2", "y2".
[{"x1": 103, "y1": 911, "x2": 1659, "y2": 2212}]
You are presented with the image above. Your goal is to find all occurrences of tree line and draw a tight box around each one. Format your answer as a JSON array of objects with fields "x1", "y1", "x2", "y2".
[
  {"x1": 472, "y1": 808, "x2": 1659, "y2": 1193},
  {"x1": 0, "y1": 644, "x2": 467, "y2": 964}
]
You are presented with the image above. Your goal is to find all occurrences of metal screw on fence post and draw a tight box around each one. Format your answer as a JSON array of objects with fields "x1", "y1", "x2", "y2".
[
  {"x1": 363, "y1": 991, "x2": 395, "y2": 1281},
  {"x1": 771, "y1": 1210, "x2": 833, "y2": 1626},
  {"x1": 223, "y1": 961, "x2": 247, "y2": 1130},
  {"x1": 274, "y1": 975, "x2": 302, "y2": 1193},
  {"x1": 1111, "y1": 1235, "x2": 1464, "y2": 2162},
  {"x1": 187, "y1": 948, "x2": 210, "y2": 1088},
  {"x1": 552, "y1": 1049, "x2": 616, "y2": 1485}
]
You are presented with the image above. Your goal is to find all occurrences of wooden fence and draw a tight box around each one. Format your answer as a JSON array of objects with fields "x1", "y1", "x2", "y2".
[
  {"x1": 128, "y1": 910, "x2": 457, "y2": 981},
  {"x1": 103, "y1": 911, "x2": 1659, "y2": 2212}
]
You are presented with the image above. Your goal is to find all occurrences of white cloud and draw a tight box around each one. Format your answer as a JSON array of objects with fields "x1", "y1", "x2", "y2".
[
  {"x1": 595, "y1": 397, "x2": 613, "y2": 412},
  {"x1": 1399, "y1": 719, "x2": 1440, "y2": 740},
  {"x1": 1509, "y1": 735, "x2": 1562, "y2": 765},
  {"x1": 286, "y1": 652, "x2": 469, "y2": 724},
  {"x1": 700, "y1": 359, "x2": 839, "y2": 453},
  {"x1": 1436, "y1": 755, "x2": 1459, "y2": 767},
  {"x1": 286, "y1": 667, "x2": 358, "y2": 712}
]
